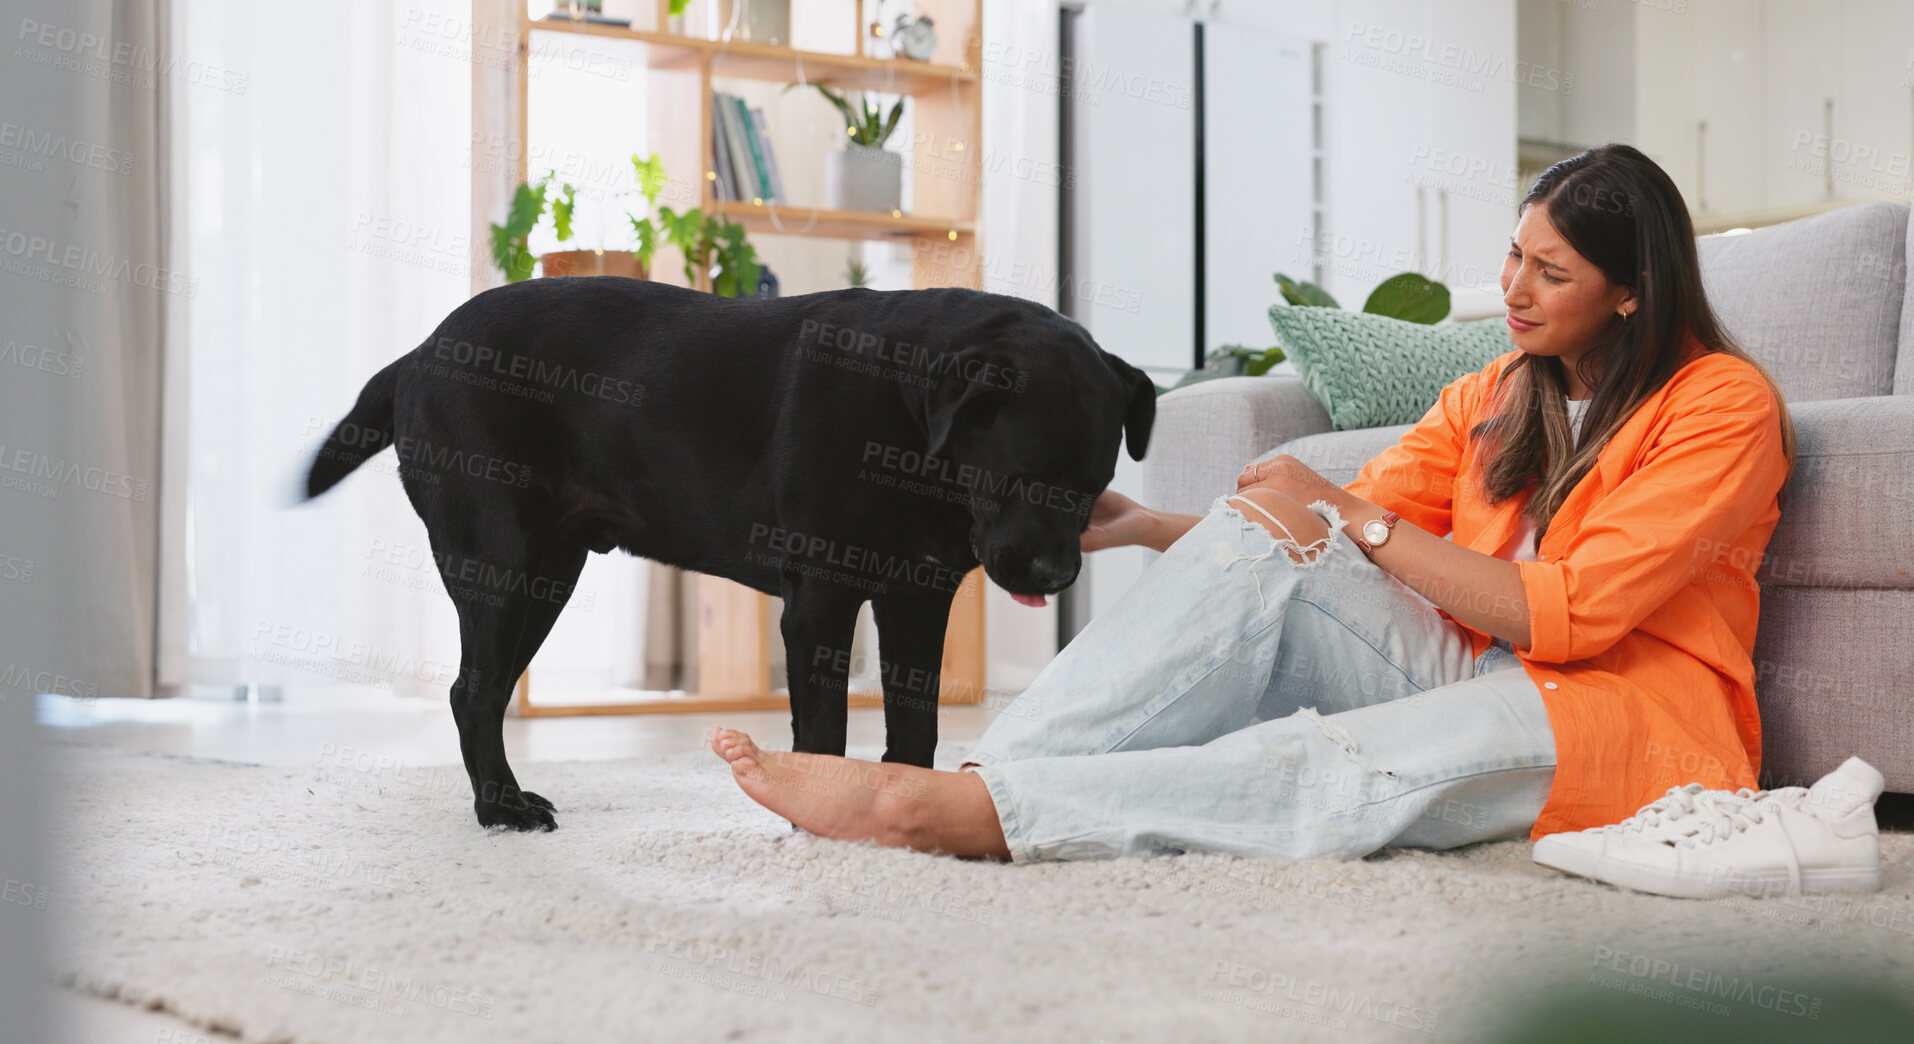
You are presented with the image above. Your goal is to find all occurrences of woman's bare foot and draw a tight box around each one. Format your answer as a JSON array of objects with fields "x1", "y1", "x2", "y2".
[{"x1": 708, "y1": 728, "x2": 1010, "y2": 859}]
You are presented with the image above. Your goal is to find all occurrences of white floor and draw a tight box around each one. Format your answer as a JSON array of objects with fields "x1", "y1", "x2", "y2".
[{"x1": 39, "y1": 688, "x2": 997, "y2": 1043}]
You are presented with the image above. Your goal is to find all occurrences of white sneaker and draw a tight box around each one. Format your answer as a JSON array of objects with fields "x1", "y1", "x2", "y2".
[
  {"x1": 1531, "y1": 782, "x2": 1735, "y2": 878},
  {"x1": 1533, "y1": 757, "x2": 1885, "y2": 899}
]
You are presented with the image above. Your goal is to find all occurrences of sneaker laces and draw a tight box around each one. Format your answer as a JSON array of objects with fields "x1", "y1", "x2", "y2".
[
  {"x1": 1666, "y1": 787, "x2": 1812, "y2": 898},
  {"x1": 1604, "y1": 783, "x2": 1715, "y2": 835},
  {"x1": 1671, "y1": 787, "x2": 1808, "y2": 849}
]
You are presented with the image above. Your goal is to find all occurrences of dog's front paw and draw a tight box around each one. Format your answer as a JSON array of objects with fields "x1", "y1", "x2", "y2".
[{"x1": 474, "y1": 784, "x2": 558, "y2": 832}]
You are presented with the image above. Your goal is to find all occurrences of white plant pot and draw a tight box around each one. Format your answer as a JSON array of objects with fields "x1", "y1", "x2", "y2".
[{"x1": 827, "y1": 145, "x2": 903, "y2": 213}]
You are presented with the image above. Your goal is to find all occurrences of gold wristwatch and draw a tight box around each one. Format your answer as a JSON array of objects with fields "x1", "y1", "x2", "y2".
[{"x1": 1352, "y1": 510, "x2": 1399, "y2": 554}]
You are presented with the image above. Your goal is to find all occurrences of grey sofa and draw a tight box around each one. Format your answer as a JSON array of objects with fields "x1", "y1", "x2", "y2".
[{"x1": 1143, "y1": 200, "x2": 1914, "y2": 795}]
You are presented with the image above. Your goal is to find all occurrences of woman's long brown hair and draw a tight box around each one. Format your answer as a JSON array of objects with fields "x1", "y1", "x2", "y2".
[{"x1": 1469, "y1": 143, "x2": 1797, "y2": 539}]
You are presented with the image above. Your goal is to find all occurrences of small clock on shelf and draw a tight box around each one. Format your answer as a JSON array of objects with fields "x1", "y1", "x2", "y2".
[{"x1": 888, "y1": 14, "x2": 936, "y2": 62}]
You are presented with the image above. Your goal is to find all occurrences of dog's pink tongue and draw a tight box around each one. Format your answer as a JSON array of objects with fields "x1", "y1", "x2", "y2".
[{"x1": 1011, "y1": 593, "x2": 1048, "y2": 608}]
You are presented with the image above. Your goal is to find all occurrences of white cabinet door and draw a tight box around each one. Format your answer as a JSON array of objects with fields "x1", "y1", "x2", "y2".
[
  {"x1": 1692, "y1": 0, "x2": 1765, "y2": 218},
  {"x1": 1632, "y1": 1, "x2": 1699, "y2": 199},
  {"x1": 1427, "y1": 0, "x2": 1517, "y2": 299},
  {"x1": 1319, "y1": 0, "x2": 1435, "y2": 305},
  {"x1": 1073, "y1": 3, "x2": 1198, "y2": 371},
  {"x1": 1834, "y1": 0, "x2": 1914, "y2": 202},
  {"x1": 1203, "y1": 21, "x2": 1314, "y2": 354},
  {"x1": 1761, "y1": 0, "x2": 1842, "y2": 208}
]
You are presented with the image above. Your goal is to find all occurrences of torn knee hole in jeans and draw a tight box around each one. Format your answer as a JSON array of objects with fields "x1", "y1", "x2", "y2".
[
  {"x1": 1295, "y1": 706, "x2": 1398, "y2": 778},
  {"x1": 1221, "y1": 495, "x2": 1346, "y2": 608}
]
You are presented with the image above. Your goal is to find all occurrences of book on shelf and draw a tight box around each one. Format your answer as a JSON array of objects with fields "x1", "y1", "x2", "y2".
[
  {"x1": 750, "y1": 105, "x2": 784, "y2": 202},
  {"x1": 709, "y1": 91, "x2": 783, "y2": 204},
  {"x1": 720, "y1": 93, "x2": 755, "y2": 201},
  {"x1": 710, "y1": 91, "x2": 737, "y2": 202},
  {"x1": 732, "y1": 95, "x2": 769, "y2": 202}
]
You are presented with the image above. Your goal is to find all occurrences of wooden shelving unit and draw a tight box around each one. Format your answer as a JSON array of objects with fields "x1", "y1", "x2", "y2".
[{"x1": 471, "y1": 0, "x2": 987, "y2": 717}]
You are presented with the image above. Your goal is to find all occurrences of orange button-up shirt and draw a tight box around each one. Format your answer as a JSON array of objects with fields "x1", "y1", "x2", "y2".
[{"x1": 1343, "y1": 344, "x2": 1792, "y2": 839}]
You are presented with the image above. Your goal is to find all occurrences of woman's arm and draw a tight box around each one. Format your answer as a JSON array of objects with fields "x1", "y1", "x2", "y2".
[
  {"x1": 1240, "y1": 455, "x2": 1532, "y2": 647},
  {"x1": 1084, "y1": 481, "x2": 1530, "y2": 646},
  {"x1": 1355, "y1": 506, "x2": 1531, "y2": 648},
  {"x1": 1079, "y1": 489, "x2": 1204, "y2": 554}
]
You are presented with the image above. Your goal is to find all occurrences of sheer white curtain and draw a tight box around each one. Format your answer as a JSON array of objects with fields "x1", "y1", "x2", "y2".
[{"x1": 160, "y1": 0, "x2": 482, "y2": 697}]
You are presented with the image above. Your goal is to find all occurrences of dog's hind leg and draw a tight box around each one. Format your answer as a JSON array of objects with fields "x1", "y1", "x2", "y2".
[
  {"x1": 442, "y1": 536, "x2": 587, "y2": 831},
  {"x1": 778, "y1": 576, "x2": 865, "y2": 757},
  {"x1": 870, "y1": 593, "x2": 954, "y2": 768}
]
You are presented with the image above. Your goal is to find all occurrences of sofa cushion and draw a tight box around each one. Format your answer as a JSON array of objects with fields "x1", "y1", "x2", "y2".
[
  {"x1": 1263, "y1": 423, "x2": 1416, "y2": 486},
  {"x1": 1752, "y1": 583, "x2": 1914, "y2": 792},
  {"x1": 1698, "y1": 200, "x2": 1906, "y2": 401},
  {"x1": 1755, "y1": 395, "x2": 1914, "y2": 590},
  {"x1": 1146, "y1": 376, "x2": 1333, "y2": 517},
  {"x1": 1266, "y1": 307, "x2": 1508, "y2": 431}
]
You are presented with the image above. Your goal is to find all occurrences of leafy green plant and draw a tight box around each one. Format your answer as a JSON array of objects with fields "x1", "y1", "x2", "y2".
[
  {"x1": 1359, "y1": 272, "x2": 1451, "y2": 324},
  {"x1": 655, "y1": 205, "x2": 763, "y2": 299},
  {"x1": 1273, "y1": 272, "x2": 1337, "y2": 309},
  {"x1": 1156, "y1": 344, "x2": 1286, "y2": 395},
  {"x1": 625, "y1": 151, "x2": 669, "y2": 275},
  {"x1": 489, "y1": 173, "x2": 575, "y2": 283},
  {"x1": 798, "y1": 84, "x2": 906, "y2": 148},
  {"x1": 846, "y1": 258, "x2": 871, "y2": 287},
  {"x1": 1271, "y1": 271, "x2": 1451, "y2": 323},
  {"x1": 490, "y1": 152, "x2": 764, "y2": 297}
]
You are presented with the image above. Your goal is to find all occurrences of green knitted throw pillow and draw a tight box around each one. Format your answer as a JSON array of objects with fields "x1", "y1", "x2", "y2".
[{"x1": 1266, "y1": 305, "x2": 1511, "y2": 430}]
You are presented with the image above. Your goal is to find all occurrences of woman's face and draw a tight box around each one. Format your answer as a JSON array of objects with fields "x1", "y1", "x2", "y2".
[{"x1": 1500, "y1": 203, "x2": 1635, "y2": 365}]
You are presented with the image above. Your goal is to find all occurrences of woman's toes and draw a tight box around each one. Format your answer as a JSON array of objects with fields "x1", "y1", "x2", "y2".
[
  {"x1": 710, "y1": 728, "x2": 755, "y2": 765},
  {"x1": 730, "y1": 753, "x2": 765, "y2": 784},
  {"x1": 726, "y1": 731, "x2": 760, "y2": 763}
]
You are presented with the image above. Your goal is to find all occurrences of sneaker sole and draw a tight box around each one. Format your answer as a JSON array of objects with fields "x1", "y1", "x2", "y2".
[
  {"x1": 1593, "y1": 861, "x2": 1881, "y2": 900},
  {"x1": 1531, "y1": 836, "x2": 1602, "y2": 878}
]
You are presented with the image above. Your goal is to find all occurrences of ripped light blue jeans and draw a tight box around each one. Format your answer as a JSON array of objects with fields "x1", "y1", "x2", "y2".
[{"x1": 965, "y1": 493, "x2": 1558, "y2": 863}]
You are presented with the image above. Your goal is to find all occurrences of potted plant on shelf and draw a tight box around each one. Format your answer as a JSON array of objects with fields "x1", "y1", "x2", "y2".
[
  {"x1": 799, "y1": 84, "x2": 905, "y2": 213},
  {"x1": 489, "y1": 169, "x2": 647, "y2": 282},
  {"x1": 489, "y1": 152, "x2": 765, "y2": 297}
]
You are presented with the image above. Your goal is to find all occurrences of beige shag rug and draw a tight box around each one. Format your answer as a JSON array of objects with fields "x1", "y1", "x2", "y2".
[{"x1": 47, "y1": 742, "x2": 1914, "y2": 1043}]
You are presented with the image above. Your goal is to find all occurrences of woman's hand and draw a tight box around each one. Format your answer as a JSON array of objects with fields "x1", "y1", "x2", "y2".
[
  {"x1": 1237, "y1": 454, "x2": 1356, "y2": 515},
  {"x1": 1081, "y1": 488, "x2": 1157, "y2": 553}
]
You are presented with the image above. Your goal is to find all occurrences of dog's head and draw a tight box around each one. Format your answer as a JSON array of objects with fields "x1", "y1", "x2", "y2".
[{"x1": 912, "y1": 311, "x2": 1154, "y2": 605}]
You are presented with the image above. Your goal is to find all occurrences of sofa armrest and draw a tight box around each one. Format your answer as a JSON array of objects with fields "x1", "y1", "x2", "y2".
[{"x1": 1141, "y1": 376, "x2": 1333, "y2": 515}]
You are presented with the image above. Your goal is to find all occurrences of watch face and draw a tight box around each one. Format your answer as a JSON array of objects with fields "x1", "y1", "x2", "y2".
[{"x1": 1362, "y1": 520, "x2": 1390, "y2": 545}]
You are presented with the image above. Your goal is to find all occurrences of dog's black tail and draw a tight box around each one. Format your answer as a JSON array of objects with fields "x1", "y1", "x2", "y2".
[{"x1": 305, "y1": 356, "x2": 403, "y2": 499}]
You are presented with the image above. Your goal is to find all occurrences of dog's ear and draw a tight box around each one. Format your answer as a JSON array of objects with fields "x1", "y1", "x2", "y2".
[
  {"x1": 1105, "y1": 351, "x2": 1156, "y2": 461},
  {"x1": 923, "y1": 375, "x2": 999, "y2": 459}
]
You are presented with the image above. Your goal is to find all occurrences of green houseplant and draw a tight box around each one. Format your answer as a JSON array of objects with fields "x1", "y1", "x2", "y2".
[
  {"x1": 1155, "y1": 270, "x2": 1452, "y2": 395},
  {"x1": 1273, "y1": 270, "x2": 1451, "y2": 324},
  {"x1": 796, "y1": 83, "x2": 906, "y2": 212},
  {"x1": 489, "y1": 152, "x2": 763, "y2": 297}
]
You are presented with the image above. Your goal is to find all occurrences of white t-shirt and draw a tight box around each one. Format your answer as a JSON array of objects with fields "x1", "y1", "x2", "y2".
[{"x1": 1494, "y1": 395, "x2": 1593, "y2": 563}]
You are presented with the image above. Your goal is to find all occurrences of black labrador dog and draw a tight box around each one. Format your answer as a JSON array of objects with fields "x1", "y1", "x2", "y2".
[{"x1": 305, "y1": 277, "x2": 1153, "y2": 831}]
